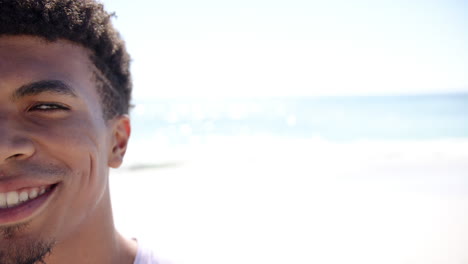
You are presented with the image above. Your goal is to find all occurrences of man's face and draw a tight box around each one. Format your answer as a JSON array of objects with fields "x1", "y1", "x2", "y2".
[{"x1": 0, "y1": 36, "x2": 129, "y2": 263}]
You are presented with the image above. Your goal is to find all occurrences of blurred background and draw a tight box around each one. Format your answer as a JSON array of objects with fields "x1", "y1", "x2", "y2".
[{"x1": 102, "y1": 0, "x2": 468, "y2": 263}]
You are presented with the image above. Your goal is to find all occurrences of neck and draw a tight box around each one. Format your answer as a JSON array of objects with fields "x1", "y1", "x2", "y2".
[{"x1": 43, "y1": 187, "x2": 137, "y2": 264}]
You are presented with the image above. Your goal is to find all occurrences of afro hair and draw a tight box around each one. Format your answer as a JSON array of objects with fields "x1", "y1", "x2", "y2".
[{"x1": 0, "y1": 0, "x2": 132, "y2": 119}]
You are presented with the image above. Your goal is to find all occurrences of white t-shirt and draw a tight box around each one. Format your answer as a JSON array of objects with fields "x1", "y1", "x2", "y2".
[{"x1": 133, "y1": 243, "x2": 172, "y2": 264}]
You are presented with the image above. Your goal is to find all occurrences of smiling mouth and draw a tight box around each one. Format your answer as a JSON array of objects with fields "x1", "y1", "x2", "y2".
[{"x1": 0, "y1": 184, "x2": 57, "y2": 209}]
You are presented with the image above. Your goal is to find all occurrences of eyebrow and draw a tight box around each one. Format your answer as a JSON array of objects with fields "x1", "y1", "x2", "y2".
[{"x1": 12, "y1": 80, "x2": 77, "y2": 100}]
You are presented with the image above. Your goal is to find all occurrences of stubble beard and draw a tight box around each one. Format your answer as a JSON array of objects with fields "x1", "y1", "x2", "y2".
[
  {"x1": 0, "y1": 162, "x2": 68, "y2": 264},
  {"x1": 0, "y1": 223, "x2": 55, "y2": 264}
]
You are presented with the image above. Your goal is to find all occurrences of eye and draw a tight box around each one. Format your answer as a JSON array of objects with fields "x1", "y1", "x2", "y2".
[{"x1": 29, "y1": 103, "x2": 70, "y2": 112}]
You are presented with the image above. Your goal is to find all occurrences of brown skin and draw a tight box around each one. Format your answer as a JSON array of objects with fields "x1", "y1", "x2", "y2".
[{"x1": 0, "y1": 36, "x2": 137, "y2": 263}]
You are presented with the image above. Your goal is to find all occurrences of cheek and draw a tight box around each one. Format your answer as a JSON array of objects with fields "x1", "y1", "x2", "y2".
[
  {"x1": 34, "y1": 117, "x2": 104, "y2": 159},
  {"x1": 31, "y1": 115, "x2": 111, "y2": 197},
  {"x1": 29, "y1": 115, "x2": 113, "y2": 231}
]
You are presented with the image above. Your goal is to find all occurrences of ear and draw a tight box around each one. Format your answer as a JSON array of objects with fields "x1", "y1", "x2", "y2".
[{"x1": 108, "y1": 115, "x2": 131, "y2": 168}]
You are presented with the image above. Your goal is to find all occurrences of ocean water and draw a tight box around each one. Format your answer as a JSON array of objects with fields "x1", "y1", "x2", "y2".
[
  {"x1": 122, "y1": 92, "x2": 468, "y2": 167},
  {"x1": 130, "y1": 93, "x2": 468, "y2": 142},
  {"x1": 127, "y1": 93, "x2": 467, "y2": 148}
]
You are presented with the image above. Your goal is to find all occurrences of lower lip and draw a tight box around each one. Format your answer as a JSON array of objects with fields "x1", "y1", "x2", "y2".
[{"x1": 0, "y1": 184, "x2": 59, "y2": 225}]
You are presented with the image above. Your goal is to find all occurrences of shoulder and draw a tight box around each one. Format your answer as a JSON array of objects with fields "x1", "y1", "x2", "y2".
[{"x1": 133, "y1": 242, "x2": 174, "y2": 264}]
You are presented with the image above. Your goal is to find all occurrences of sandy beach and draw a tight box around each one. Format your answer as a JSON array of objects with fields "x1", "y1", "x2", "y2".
[{"x1": 110, "y1": 138, "x2": 468, "y2": 264}]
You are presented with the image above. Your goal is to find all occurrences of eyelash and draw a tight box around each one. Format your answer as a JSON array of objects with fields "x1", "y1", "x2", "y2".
[{"x1": 29, "y1": 103, "x2": 70, "y2": 112}]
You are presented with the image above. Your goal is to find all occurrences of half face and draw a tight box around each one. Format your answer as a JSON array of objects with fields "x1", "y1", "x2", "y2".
[{"x1": 0, "y1": 36, "x2": 129, "y2": 259}]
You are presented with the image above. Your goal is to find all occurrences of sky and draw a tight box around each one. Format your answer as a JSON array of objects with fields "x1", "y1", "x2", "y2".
[{"x1": 102, "y1": 0, "x2": 467, "y2": 99}]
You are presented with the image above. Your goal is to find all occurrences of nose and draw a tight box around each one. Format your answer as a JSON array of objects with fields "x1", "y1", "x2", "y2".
[{"x1": 0, "y1": 119, "x2": 35, "y2": 164}]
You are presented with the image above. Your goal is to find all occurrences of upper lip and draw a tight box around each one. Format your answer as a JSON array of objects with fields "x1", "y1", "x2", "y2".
[
  {"x1": 0, "y1": 163, "x2": 63, "y2": 193},
  {"x1": 0, "y1": 177, "x2": 59, "y2": 193}
]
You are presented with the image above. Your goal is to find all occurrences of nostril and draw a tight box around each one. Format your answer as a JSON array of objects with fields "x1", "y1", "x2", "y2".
[
  {"x1": 7, "y1": 154, "x2": 23, "y2": 160},
  {"x1": 0, "y1": 138, "x2": 35, "y2": 162}
]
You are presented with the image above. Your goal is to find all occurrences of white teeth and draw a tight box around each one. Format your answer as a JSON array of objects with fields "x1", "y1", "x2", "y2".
[
  {"x1": 29, "y1": 188, "x2": 39, "y2": 199},
  {"x1": 0, "y1": 193, "x2": 6, "y2": 208},
  {"x1": 19, "y1": 191, "x2": 29, "y2": 202},
  {"x1": 0, "y1": 185, "x2": 53, "y2": 209},
  {"x1": 6, "y1": 192, "x2": 19, "y2": 207}
]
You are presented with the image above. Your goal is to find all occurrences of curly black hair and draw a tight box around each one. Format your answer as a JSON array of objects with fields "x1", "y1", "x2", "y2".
[{"x1": 0, "y1": 0, "x2": 131, "y2": 119}]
